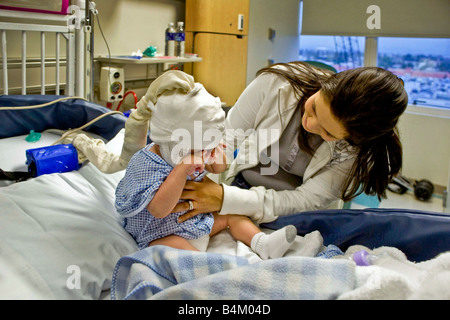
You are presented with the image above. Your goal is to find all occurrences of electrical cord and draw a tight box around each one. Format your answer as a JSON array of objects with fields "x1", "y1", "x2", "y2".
[
  {"x1": 93, "y1": 3, "x2": 117, "y2": 107},
  {"x1": 94, "y1": 6, "x2": 111, "y2": 69},
  {"x1": 116, "y1": 91, "x2": 138, "y2": 111},
  {"x1": 51, "y1": 109, "x2": 122, "y2": 145}
]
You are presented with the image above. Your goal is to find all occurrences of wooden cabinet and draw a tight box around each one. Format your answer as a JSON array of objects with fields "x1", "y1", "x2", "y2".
[
  {"x1": 193, "y1": 33, "x2": 248, "y2": 106},
  {"x1": 185, "y1": 0, "x2": 249, "y2": 106},
  {"x1": 185, "y1": 0, "x2": 249, "y2": 35}
]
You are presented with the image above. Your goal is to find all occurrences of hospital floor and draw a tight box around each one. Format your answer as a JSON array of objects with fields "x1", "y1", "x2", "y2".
[{"x1": 349, "y1": 189, "x2": 446, "y2": 213}]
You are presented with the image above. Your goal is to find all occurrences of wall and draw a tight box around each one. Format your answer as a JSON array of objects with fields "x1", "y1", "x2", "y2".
[
  {"x1": 92, "y1": 0, "x2": 185, "y2": 105},
  {"x1": 94, "y1": 0, "x2": 301, "y2": 105},
  {"x1": 93, "y1": 0, "x2": 185, "y2": 57},
  {"x1": 246, "y1": 0, "x2": 300, "y2": 84},
  {"x1": 398, "y1": 111, "x2": 450, "y2": 188}
]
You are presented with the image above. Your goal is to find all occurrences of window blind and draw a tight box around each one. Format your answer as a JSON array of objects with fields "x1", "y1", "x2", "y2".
[{"x1": 301, "y1": 0, "x2": 450, "y2": 38}]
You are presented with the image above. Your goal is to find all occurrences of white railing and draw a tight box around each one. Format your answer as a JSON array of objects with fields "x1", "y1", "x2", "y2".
[{"x1": 0, "y1": 8, "x2": 87, "y2": 97}]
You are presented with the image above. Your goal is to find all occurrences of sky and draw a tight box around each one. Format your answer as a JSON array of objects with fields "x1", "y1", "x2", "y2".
[{"x1": 378, "y1": 38, "x2": 450, "y2": 56}]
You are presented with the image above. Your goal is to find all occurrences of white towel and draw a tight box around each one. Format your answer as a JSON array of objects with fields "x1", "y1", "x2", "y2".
[
  {"x1": 337, "y1": 245, "x2": 450, "y2": 300},
  {"x1": 150, "y1": 82, "x2": 225, "y2": 166}
]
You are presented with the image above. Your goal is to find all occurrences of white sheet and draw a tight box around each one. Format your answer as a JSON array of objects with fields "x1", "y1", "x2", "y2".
[
  {"x1": 0, "y1": 130, "x2": 106, "y2": 187},
  {"x1": 0, "y1": 132, "x2": 60, "y2": 187},
  {"x1": 0, "y1": 129, "x2": 139, "y2": 299},
  {"x1": 0, "y1": 132, "x2": 63, "y2": 172}
]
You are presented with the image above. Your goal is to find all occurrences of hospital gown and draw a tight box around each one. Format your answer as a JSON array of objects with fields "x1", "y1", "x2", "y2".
[{"x1": 115, "y1": 143, "x2": 214, "y2": 249}]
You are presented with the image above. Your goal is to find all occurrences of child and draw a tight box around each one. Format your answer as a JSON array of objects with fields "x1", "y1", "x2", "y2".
[{"x1": 115, "y1": 71, "x2": 297, "y2": 259}]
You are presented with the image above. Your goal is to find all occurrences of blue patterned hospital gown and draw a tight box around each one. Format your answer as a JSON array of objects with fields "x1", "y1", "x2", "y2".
[{"x1": 115, "y1": 143, "x2": 214, "y2": 249}]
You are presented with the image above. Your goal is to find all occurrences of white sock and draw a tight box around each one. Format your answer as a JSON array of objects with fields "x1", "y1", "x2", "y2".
[{"x1": 250, "y1": 225, "x2": 297, "y2": 260}]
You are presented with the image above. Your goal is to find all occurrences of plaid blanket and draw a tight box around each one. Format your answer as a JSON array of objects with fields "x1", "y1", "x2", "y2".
[{"x1": 110, "y1": 245, "x2": 355, "y2": 300}]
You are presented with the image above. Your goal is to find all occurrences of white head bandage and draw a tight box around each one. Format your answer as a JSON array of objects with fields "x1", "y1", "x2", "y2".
[{"x1": 149, "y1": 75, "x2": 225, "y2": 167}]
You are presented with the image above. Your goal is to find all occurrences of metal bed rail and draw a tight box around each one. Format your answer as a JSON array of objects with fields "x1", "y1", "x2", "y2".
[{"x1": 0, "y1": 8, "x2": 87, "y2": 97}]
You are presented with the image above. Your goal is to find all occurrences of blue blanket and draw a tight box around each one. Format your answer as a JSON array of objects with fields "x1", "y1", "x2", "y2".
[{"x1": 110, "y1": 245, "x2": 356, "y2": 300}]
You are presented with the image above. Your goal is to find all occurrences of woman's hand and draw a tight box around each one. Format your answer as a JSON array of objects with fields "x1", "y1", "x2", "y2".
[{"x1": 173, "y1": 176, "x2": 224, "y2": 223}]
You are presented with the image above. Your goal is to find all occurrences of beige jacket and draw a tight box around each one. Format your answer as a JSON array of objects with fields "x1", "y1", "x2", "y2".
[{"x1": 217, "y1": 70, "x2": 356, "y2": 224}]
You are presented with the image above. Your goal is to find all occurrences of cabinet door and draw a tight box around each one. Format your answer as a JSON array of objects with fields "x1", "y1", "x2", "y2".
[
  {"x1": 186, "y1": 0, "x2": 249, "y2": 35},
  {"x1": 193, "y1": 33, "x2": 248, "y2": 106}
]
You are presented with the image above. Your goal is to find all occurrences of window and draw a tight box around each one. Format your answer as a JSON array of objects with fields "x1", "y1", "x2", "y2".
[
  {"x1": 299, "y1": 35, "x2": 450, "y2": 111},
  {"x1": 299, "y1": 35, "x2": 365, "y2": 72},
  {"x1": 377, "y1": 38, "x2": 450, "y2": 109},
  {"x1": 298, "y1": 0, "x2": 450, "y2": 112}
]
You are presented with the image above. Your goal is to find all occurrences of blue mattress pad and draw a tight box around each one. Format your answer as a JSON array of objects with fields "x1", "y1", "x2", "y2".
[{"x1": 0, "y1": 95, "x2": 127, "y2": 140}]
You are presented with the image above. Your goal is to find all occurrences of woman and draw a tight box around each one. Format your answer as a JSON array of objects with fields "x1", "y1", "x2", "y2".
[{"x1": 176, "y1": 62, "x2": 408, "y2": 224}]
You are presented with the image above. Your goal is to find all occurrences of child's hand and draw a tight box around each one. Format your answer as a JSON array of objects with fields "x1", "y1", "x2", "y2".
[
  {"x1": 180, "y1": 152, "x2": 205, "y2": 176},
  {"x1": 205, "y1": 143, "x2": 226, "y2": 165}
]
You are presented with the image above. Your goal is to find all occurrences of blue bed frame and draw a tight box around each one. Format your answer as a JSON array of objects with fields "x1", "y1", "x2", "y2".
[{"x1": 262, "y1": 208, "x2": 450, "y2": 262}]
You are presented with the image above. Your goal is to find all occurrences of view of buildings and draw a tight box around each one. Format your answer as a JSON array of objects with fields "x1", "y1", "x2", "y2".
[{"x1": 299, "y1": 36, "x2": 450, "y2": 109}]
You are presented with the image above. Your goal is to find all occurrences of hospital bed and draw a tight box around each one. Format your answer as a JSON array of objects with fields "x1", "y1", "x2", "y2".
[{"x1": 1, "y1": 8, "x2": 450, "y2": 301}]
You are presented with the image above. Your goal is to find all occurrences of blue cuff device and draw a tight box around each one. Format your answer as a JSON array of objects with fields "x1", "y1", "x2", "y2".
[{"x1": 26, "y1": 144, "x2": 80, "y2": 177}]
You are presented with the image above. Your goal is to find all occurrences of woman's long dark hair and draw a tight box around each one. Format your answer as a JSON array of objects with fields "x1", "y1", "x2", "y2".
[
  {"x1": 257, "y1": 62, "x2": 333, "y2": 154},
  {"x1": 257, "y1": 62, "x2": 408, "y2": 201}
]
